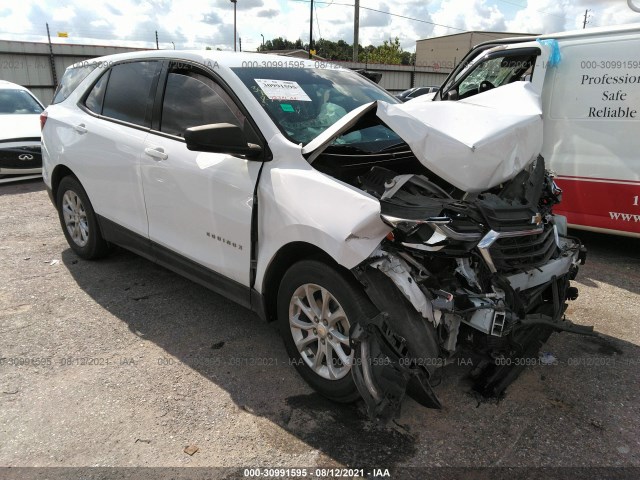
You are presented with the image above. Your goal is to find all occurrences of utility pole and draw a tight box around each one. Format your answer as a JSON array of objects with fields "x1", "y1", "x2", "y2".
[
  {"x1": 583, "y1": 9, "x2": 591, "y2": 29},
  {"x1": 309, "y1": 0, "x2": 314, "y2": 59},
  {"x1": 231, "y1": 0, "x2": 238, "y2": 51},
  {"x1": 353, "y1": 0, "x2": 359, "y2": 62},
  {"x1": 155, "y1": 30, "x2": 159, "y2": 49},
  {"x1": 239, "y1": 37, "x2": 242, "y2": 52},
  {"x1": 45, "y1": 23, "x2": 58, "y2": 87}
]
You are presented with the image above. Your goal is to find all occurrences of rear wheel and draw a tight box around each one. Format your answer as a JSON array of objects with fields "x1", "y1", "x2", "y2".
[
  {"x1": 277, "y1": 260, "x2": 374, "y2": 402},
  {"x1": 56, "y1": 176, "x2": 110, "y2": 260}
]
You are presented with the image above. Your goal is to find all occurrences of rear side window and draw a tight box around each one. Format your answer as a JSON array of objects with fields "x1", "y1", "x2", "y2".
[
  {"x1": 102, "y1": 61, "x2": 159, "y2": 127},
  {"x1": 84, "y1": 70, "x2": 110, "y2": 114},
  {"x1": 160, "y1": 71, "x2": 242, "y2": 137},
  {"x1": 52, "y1": 64, "x2": 97, "y2": 104}
]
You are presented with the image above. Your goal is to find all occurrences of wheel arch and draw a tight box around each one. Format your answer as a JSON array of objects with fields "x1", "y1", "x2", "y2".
[
  {"x1": 261, "y1": 241, "x2": 360, "y2": 322},
  {"x1": 51, "y1": 164, "x2": 78, "y2": 208}
]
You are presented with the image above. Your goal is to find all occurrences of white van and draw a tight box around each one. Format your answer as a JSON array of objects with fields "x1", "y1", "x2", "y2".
[{"x1": 434, "y1": 24, "x2": 640, "y2": 238}]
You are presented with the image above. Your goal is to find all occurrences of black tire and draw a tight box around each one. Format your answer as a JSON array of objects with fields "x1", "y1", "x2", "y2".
[
  {"x1": 56, "y1": 176, "x2": 110, "y2": 260},
  {"x1": 277, "y1": 259, "x2": 375, "y2": 403}
]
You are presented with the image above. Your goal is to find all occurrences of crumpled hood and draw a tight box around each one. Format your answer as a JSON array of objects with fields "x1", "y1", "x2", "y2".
[
  {"x1": 304, "y1": 82, "x2": 543, "y2": 193},
  {"x1": 377, "y1": 82, "x2": 543, "y2": 192},
  {"x1": 0, "y1": 114, "x2": 41, "y2": 142}
]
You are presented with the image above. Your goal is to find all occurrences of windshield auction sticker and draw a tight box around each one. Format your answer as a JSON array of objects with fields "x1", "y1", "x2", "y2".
[{"x1": 255, "y1": 79, "x2": 312, "y2": 101}]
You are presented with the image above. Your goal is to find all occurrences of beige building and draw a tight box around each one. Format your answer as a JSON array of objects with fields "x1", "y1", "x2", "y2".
[{"x1": 415, "y1": 31, "x2": 536, "y2": 71}]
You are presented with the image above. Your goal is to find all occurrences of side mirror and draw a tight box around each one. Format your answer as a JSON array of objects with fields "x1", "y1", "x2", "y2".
[
  {"x1": 446, "y1": 90, "x2": 459, "y2": 101},
  {"x1": 185, "y1": 123, "x2": 263, "y2": 159}
]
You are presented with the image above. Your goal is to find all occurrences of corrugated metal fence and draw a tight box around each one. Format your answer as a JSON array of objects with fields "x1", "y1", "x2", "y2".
[
  {"x1": 0, "y1": 40, "x2": 453, "y2": 105},
  {"x1": 333, "y1": 60, "x2": 452, "y2": 93},
  {"x1": 0, "y1": 40, "x2": 147, "y2": 104}
]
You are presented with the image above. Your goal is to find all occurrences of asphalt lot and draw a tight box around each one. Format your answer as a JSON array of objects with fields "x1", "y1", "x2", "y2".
[{"x1": 0, "y1": 178, "x2": 638, "y2": 478}]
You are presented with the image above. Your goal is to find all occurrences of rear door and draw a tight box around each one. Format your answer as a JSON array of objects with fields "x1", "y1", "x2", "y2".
[
  {"x1": 141, "y1": 61, "x2": 263, "y2": 291},
  {"x1": 71, "y1": 60, "x2": 161, "y2": 239}
]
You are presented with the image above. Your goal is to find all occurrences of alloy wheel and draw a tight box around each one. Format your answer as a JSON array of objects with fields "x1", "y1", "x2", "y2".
[
  {"x1": 61, "y1": 190, "x2": 89, "y2": 247},
  {"x1": 288, "y1": 283, "x2": 353, "y2": 380}
]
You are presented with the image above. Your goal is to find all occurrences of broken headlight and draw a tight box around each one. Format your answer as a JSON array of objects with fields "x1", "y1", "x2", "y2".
[{"x1": 380, "y1": 214, "x2": 483, "y2": 253}]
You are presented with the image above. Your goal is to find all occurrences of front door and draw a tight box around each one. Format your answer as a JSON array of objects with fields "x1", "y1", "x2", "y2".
[{"x1": 141, "y1": 62, "x2": 262, "y2": 289}]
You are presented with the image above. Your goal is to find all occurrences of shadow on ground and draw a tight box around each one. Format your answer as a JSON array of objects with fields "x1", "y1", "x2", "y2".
[
  {"x1": 61, "y1": 243, "x2": 640, "y2": 468},
  {"x1": 0, "y1": 177, "x2": 45, "y2": 196},
  {"x1": 570, "y1": 229, "x2": 639, "y2": 295}
]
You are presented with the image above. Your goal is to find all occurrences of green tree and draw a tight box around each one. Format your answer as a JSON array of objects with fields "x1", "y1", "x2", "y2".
[
  {"x1": 259, "y1": 37, "x2": 298, "y2": 52},
  {"x1": 365, "y1": 37, "x2": 404, "y2": 65},
  {"x1": 257, "y1": 36, "x2": 410, "y2": 64}
]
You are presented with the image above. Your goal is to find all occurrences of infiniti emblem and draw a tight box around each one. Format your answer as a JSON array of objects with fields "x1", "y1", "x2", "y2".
[{"x1": 18, "y1": 154, "x2": 34, "y2": 161}]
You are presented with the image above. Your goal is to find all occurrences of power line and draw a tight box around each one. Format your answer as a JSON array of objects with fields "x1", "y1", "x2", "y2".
[
  {"x1": 496, "y1": 0, "x2": 566, "y2": 19},
  {"x1": 290, "y1": 0, "x2": 468, "y2": 32}
]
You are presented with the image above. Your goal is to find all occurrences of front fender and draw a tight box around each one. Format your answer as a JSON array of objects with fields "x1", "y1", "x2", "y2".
[{"x1": 253, "y1": 151, "x2": 390, "y2": 292}]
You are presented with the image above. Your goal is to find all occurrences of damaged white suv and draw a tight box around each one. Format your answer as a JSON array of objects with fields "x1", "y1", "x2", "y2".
[{"x1": 41, "y1": 51, "x2": 590, "y2": 419}]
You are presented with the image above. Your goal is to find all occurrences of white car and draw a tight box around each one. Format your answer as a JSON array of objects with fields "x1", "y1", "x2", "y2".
[
  {"x1": 41, "y1": 51, "x2": 590, "y2": 419},
  {"x1": 0, "y1": 81, "x2": 45, "y2": 183}
]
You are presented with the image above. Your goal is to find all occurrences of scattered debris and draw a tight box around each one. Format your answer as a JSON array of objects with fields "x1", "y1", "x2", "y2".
[
  {"x1": 135, "y1": 438, "x2": 151, "y2": 444},
  {"x1": 23, "y1": 257, "x2": 30, "y2": 261},
  {"x1": 539, "y1": 352, "x2": 557, "y2": 365},
  {"x1": 184, "y1": 445, "x2": 199, "y2": 456},
  {"x1": 590, "y1": 419, "x2": 604, "y2": 430},
  {"x1": 49, "y1": 259, "x2": 60, "y2": 266},
  {"x1": 211, "y1": 341, "x2": 225, "y2": 350}
]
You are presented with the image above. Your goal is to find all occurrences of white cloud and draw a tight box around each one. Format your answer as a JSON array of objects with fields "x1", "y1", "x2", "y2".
[
  {"x1": 0, "y1": 0, "x2": 638, "y2": 53},
  {"x1": 431, "y1": 0, "x2": 507, "y2": 37},
  {"x1": 507, "y1": 0, "x2": 640, "y2": 34}
]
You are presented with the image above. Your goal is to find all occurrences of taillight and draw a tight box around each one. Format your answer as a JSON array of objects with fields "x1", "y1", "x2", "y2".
[{"x1": 40, "y1": 111, "x2": 48, "y2": 130}]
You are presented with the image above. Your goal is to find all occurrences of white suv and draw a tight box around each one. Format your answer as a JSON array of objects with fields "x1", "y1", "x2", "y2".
[{"x1": 42, "y1": 51, "x2": 589, "y2": 419}]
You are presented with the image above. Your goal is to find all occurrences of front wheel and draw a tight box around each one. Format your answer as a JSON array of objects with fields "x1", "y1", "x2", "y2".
[
  {"x1": 277, "y1": 260, "x2": 374, "y2": 403},
  {"x1": 56, "y1": 176, "x2": 110, "y2": 260}
]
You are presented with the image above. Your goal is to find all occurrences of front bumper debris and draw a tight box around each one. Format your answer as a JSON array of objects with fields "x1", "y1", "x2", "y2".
[{"x1": 350, "y1": 313, "x2": 441, "y2": 422}]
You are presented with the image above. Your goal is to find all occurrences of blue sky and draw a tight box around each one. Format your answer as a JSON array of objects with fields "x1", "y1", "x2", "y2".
[{"x1": 0, "y1": 0, "x2": 639, "y2": 52}]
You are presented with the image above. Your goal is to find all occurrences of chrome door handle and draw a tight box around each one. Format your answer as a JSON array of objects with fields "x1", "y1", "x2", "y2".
[
  {"x1": 74, "y1": 123, "x2": 87, "y2": 134},
  {"x1": 144, "y1": 147, "x2": 168, "y2": 161}
]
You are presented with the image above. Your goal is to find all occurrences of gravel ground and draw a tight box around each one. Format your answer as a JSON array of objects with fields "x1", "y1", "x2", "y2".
[{"x1": 0, "y1": 178, "x2": 638, "y2": 479}]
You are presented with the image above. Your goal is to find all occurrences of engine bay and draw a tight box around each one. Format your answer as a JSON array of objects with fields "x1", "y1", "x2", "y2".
[{"x1": 313, "y1": 146, "x2": 591, "y2": 420}]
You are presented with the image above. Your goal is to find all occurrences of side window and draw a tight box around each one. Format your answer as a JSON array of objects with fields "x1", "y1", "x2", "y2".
[
  {"x1": 458, "y1": 57, "x2": 504, "y2": 96},
  {"x1": 160, "y1": 67, "x2": 245, "y2": 137},
  {"x1": 52, "y1": 64, "x2": 97, "y2": 104},
  {"x1": 457, "y1": 54, "x2": 535, "y2": 98},
  {"x1": 84, "y1": 70, "x2": 110, "y2": 114},
  {"x1": 102, "y1": 61, "x2": 159, "y2": 127}
]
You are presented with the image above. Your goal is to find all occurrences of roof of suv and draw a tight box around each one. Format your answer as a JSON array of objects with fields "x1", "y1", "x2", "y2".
[{"x1": 72, "y1": 50, "x2": 341, "y2": 70}]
